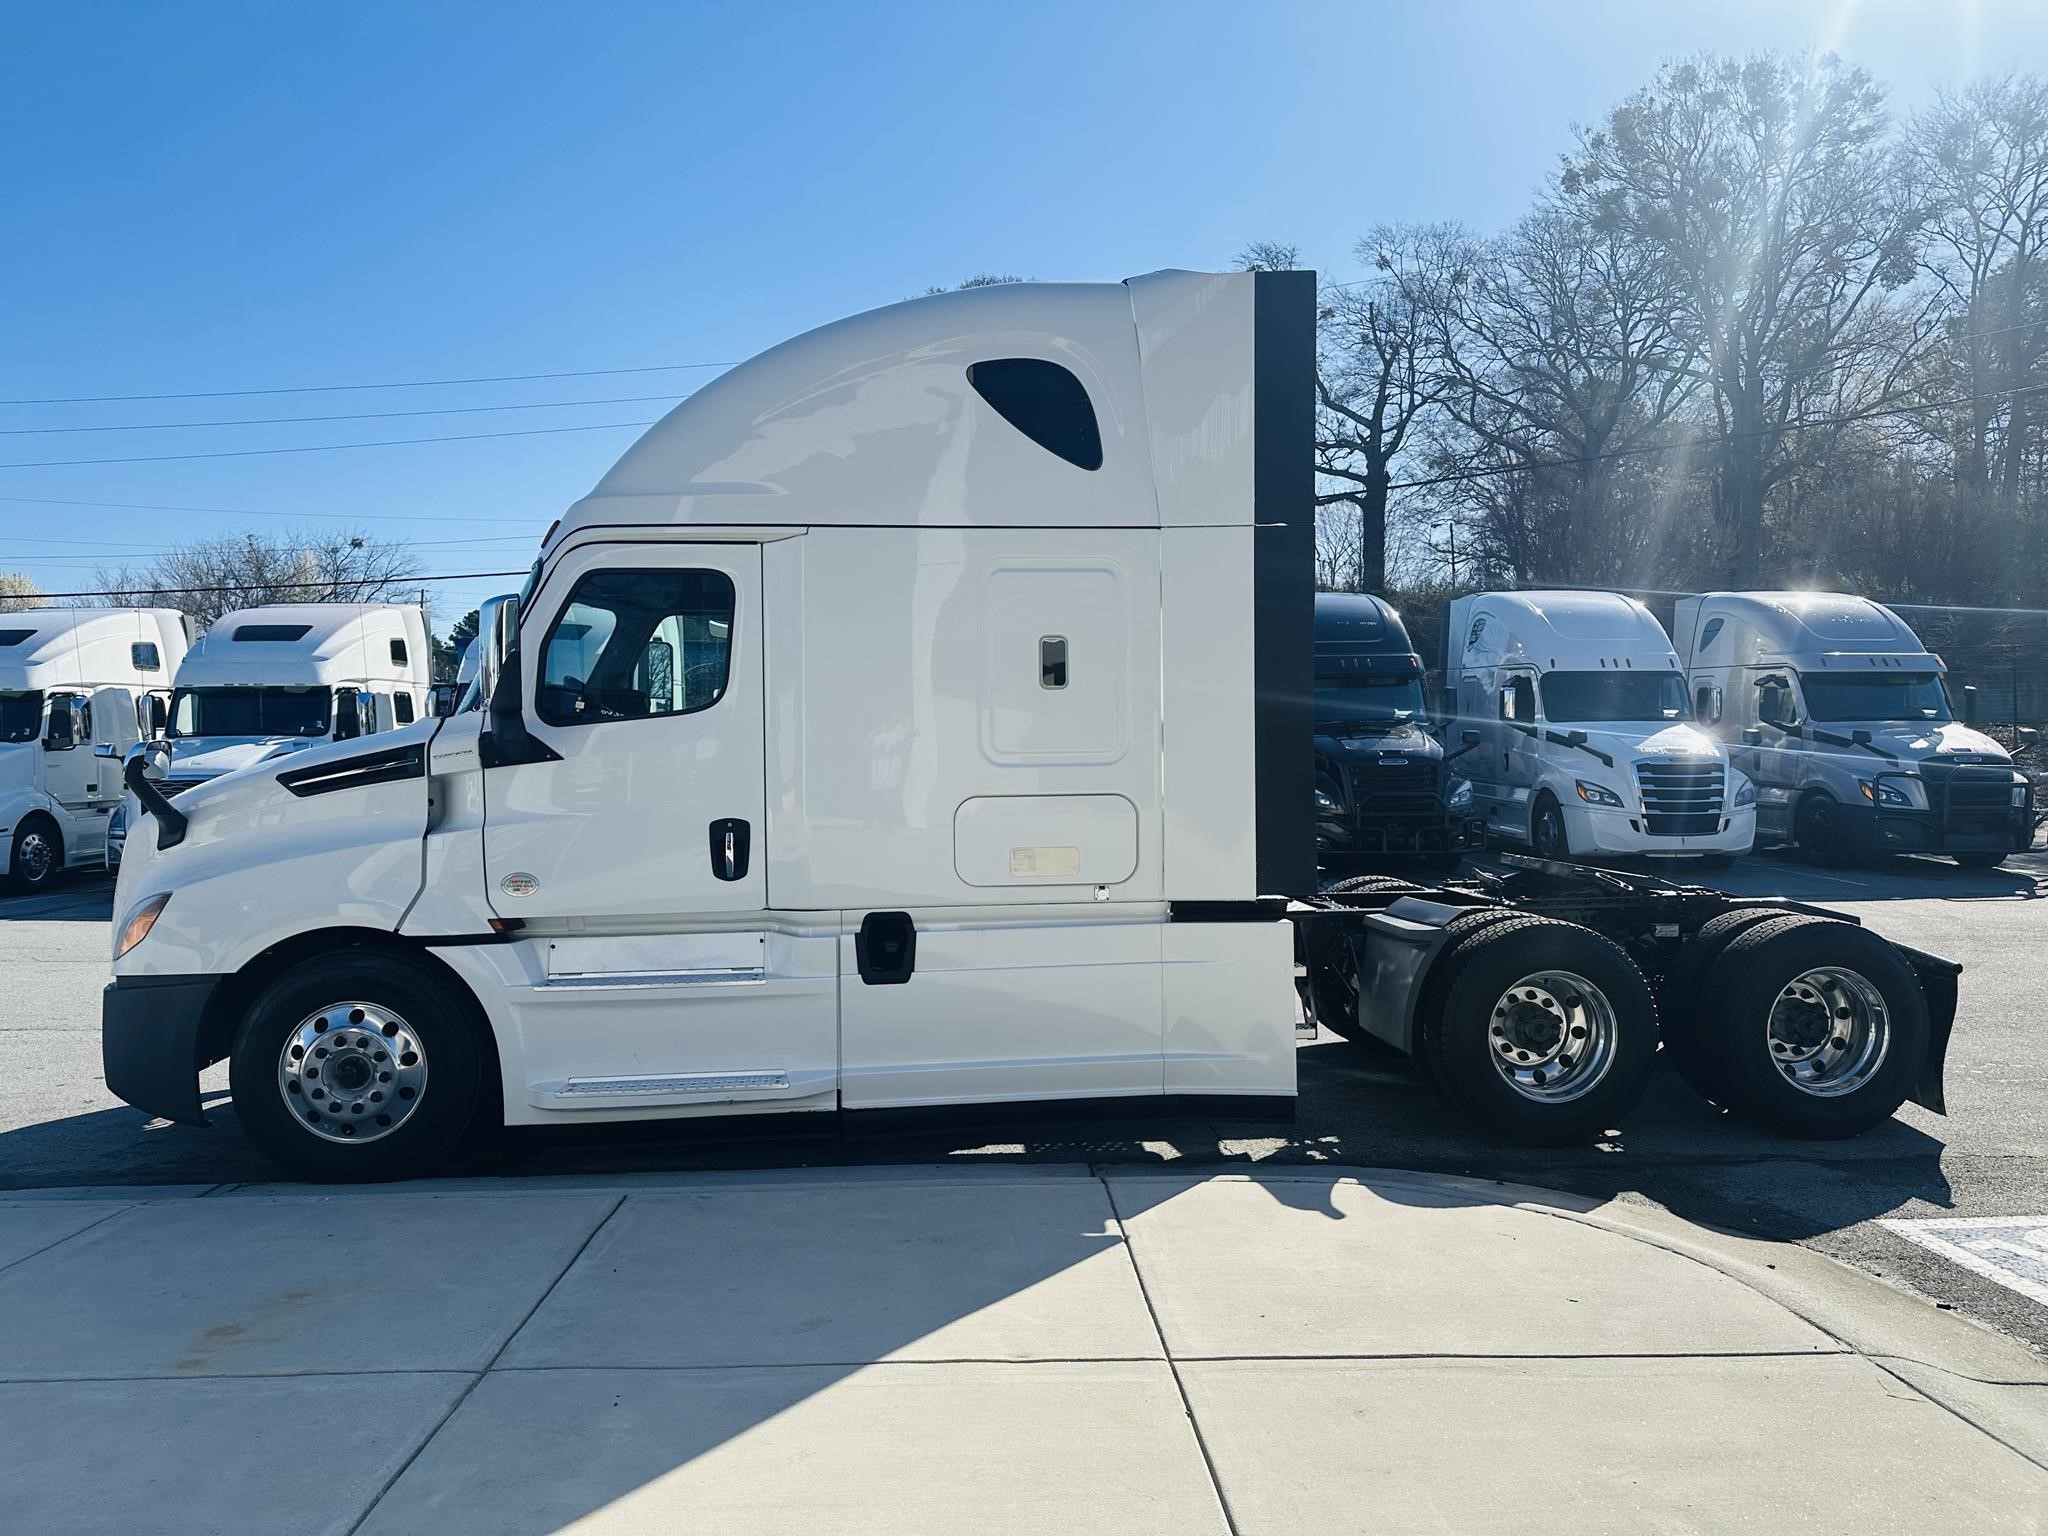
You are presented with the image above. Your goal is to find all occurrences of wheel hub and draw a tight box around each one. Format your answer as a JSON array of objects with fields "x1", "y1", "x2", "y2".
[
  {"x1": 276, "y1": 1002, "x2": 427, "y2": 1145},
  {"x1": 1487, "y1": 970, "x2": 1616, "y2": 1104},
  {"x1": 18, "y1": 832, "x2": 52, "y2": 882},
  {"x1": 1767, "y1": 967, "x2": 1889, "y2": 1098}
]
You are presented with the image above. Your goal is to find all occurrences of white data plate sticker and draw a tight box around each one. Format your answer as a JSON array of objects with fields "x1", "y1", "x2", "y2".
[{"x1": 1879, "y1": 1216, "x2": 2048, "y2": 1307}]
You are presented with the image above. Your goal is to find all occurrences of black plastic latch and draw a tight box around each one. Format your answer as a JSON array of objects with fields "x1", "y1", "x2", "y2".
[{"x1": 855, "y1": 911, "x2": 916, "y2": 985}]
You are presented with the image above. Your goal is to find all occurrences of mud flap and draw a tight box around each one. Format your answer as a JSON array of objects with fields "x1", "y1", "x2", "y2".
[{"x1": 1893, "y1": 943, "x2": 1960, "y2": 1115}]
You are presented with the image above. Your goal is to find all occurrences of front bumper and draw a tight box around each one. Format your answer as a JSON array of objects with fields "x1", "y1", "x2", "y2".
[
  {"x1": 1318, "y1": 812, "x2": 1485, "y2": 855},
  {"x1": 1862, "y1": 805, "x2": 2031, "y2": 855},
  {"x1": 102, "y1": 973, "x2": 218, "y2": 1127},
  {"x1": 1567, "y1": 803, "x2": 1755, "y2": 856}
]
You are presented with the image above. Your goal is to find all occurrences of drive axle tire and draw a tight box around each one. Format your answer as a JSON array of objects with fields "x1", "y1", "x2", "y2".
[
  {"x1": 1324, "y1": 875, "x2": 1424, "y2": 896},
  {"x1": 1309, "y1": 877, "x2": 1429, "y2": 1042},
  {"x1": 1953, "y1": 851, "x2": 2007, "y2": 870},
  {"x1": 1419, "y1": 915, "x2": 1658, "y2": 1144},
  {"x1": 1663, "y1": 909, "x2": 1810, "y2": 1109},
  {"x1": 1702, "y1": 915, "x2": 1929, "y2": 1139},
  {"x1": 230, "y1": 950, "x2": 486, "y2": 1182}
]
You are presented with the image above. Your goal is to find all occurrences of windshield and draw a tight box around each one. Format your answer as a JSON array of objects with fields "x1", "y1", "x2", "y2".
[
  {"x1": 0, "y1": 690, "x2": 43, "y2": 744},
  {"x1": 1314, "y1": 673, "x2": 1425, "y2": 727},
  {"x1": 1799, "y1": 671, "x2": 1953, "y2": 724},
  {"x1": 170, "y1": 686, "x2": 331, "y2": 739},
  {"x1": 1540, "y1": 670, "x2": 1690, "y2": 723}
]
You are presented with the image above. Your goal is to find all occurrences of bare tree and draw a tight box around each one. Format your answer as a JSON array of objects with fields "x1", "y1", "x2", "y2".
[
  {"x1": 1567, "y1": 54, "x2": 1925, "y2": 583},
  {"x1": 92, "y1": 529, "x2": 424, "y2": 627},
  {"x1": 0, "y1": 572, "x2": 44, "y2": 613},
  {"x1": 1313, "y1": 227, "x2": 1454, "y2": 592}
]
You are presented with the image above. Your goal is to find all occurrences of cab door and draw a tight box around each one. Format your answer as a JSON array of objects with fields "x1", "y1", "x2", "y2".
[{"x1": 484, "y1": 542, "x2": 766, "y2": 923}]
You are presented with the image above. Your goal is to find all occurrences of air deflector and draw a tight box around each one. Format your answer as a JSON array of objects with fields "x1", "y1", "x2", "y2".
[{"x1": 967, "y1": 358, "x2": 1103, "y2": 471}]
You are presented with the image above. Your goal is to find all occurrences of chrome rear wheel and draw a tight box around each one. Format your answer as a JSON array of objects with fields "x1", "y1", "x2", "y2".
[{"x1": 1486, "y1": 969, "x2": 1618, "y2": 1104}]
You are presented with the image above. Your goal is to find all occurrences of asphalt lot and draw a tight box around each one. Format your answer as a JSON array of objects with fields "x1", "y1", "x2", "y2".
[{"x1": 3, "y1": 852, "x2": 2045, "y2": 1354}]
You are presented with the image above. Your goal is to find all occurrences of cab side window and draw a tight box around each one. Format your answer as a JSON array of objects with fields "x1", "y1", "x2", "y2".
[{"x1": 537, "y1": 568, "x2": 735, "y2": 727}]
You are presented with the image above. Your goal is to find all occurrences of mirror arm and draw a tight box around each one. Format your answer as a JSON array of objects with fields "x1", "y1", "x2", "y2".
[{"x1": 124, "y1": 754, "x2": 189, "y2": 851}]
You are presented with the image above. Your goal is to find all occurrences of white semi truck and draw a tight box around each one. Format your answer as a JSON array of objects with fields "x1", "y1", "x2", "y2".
[
  {"x1": 1675, "y1": 591, "x2": 2035, "y2": 869},
  {"x1": 107, "y1": 602, "x2": 429, "y2": 869},
  {"x1": 1443, "y1": 590, "x2": 1755, "y2": 863},
  {"x1": 103, "y1": 272, "x2": 1963, "y2": 1176},
  {"x1": 0, "y1": 608, "x2": 189, "y2": 890}
]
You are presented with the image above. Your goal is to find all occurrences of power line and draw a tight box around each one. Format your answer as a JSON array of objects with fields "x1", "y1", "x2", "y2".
[
  {"x1": 0, "y1": 493, "x2": 523, "y2": 525},
  {"x1": 1382, "y1": 379, "x2": 2048, "y2": 494},
  {"x1": 0, "y1": 361, "x2": 734, "y2": 408},
  {"x1": 36, "y1": 569, "x2": 531, "y2": 599},
  {"x1": 0, "y1": 418, "x2": 660, "y2": 471},
  {"x1": 0, "y1": 394, "x2": 686, "y2": 437}
]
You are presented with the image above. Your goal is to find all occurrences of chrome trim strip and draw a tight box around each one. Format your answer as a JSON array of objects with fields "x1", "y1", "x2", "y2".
[
  {"x1": 537, "y1": 967, "x2": 768, "y2": 991},
  {"x1": 552, "y1": 1070, "x2": 789, "y2": 1098}
]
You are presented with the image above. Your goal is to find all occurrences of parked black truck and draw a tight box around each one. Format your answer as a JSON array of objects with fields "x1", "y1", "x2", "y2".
[{"x1": 1312, "y1": 594, "x2": 1481, "y2": 870}]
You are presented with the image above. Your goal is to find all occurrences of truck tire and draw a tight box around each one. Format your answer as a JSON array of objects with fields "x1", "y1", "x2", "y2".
[
  {"x1": 7, "y1": 816, "x2": 62, "y2": 893},
  {"x1": 1663, "y1": 909, "x2": 1820, "y2": 1108},
  {"x1": 230, "y1": 950, "x2": 486, "y2": 1182},
  {"x1": 1530, "y1": 793, "x2": 1571, "y2": 861},
  {"x1": 1794, "y1": 793, "x2": 1860, "y2": 867},
  {"x1": 1701, "y1": 915, "x2": 1930, "y2": 1139},
  {"x1": 1324, "y1": 875, "x2": 1423, "y2": 896},
  {"x1": 1953, "y1": 851, "x2": 2007, "y2": 870},
  {"x1": 1418, "y1": 914, "x2": 1657, "y2": 1144}
]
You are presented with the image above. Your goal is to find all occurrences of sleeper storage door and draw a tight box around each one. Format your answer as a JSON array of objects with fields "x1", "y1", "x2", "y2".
[{"x1": 485, "y1": 543, "x2": 767, "y2": 923}]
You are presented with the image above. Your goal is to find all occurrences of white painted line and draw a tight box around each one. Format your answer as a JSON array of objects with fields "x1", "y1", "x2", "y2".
[{"x1": 1878, "y1": 1215, "x2": 2048, "y2": 1309}]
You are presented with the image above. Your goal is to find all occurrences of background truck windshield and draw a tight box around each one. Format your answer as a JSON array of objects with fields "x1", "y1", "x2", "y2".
[
  {"x1": 0, "y1": 691, "x2": 43, "y2": 744},
  {"x1": 1314, "y1": 673, "x2": 1425, "y2": 726},
  {"x1": 1540, "y1": 671, "x2": 1689, "y2": 723},
  {"x1": 170, "y1": 687, "x2": 331, "y2": 739},
  {"x1": 1800, "y1": 671, "x2": 1953, "y2": 723}
]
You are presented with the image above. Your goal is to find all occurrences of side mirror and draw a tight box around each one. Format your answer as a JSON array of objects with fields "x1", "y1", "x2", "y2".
[
  {"x1": 428, "y1": 683, "x2": 461, "y2": 719},
  {"x1": 1566, "y1": 728, "x2": 1588, "y2": 747},
  {"x1": 43, "y1": 708, "x2": 74, "y2": 752},
  {"x1": 127, "y1": 740, "x2": 170, "y2": 781},
  {"x1": 475, "y1": 593, "x2": 520, "y2": 731},
  {"x1": 1742, "y1": 726, "x2": 1763, "y2": 747},
  {"x1": 1961, "y1": 684, "x2": 1979, "y2": 725},
  {"x1": 1852, "y1": 729, "x2": 1873, "y2": 746},
  {"x1": 2022, "y1": 727, "x2": 2041, "y2": 748},
  {"x1": 332, "y1": 689, "x2": 363, "y2": 742},
  {"x1": 94, "y1": 742, "x2": 117, "y2": 758}
]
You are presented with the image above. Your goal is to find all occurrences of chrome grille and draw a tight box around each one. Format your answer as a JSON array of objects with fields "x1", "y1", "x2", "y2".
[{"x1": 1635, "y1": 760, "x2": 1724, "y2": 837}]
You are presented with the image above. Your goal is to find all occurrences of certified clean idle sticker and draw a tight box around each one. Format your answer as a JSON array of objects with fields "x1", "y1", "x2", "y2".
[
  {"x1": 499, "y1": 871, "x2": 541, "y2": 898},
  {"x1": 1009, "y1": 846, "x2": 1082, "y2": 878},
  {"x1": 1879, "y1": 1215, "x2": 2048, "y2": 1307}
]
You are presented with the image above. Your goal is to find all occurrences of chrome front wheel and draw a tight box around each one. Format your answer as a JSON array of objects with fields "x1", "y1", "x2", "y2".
[{"x1": 275, "y1": 1001, "x2": 429, "y2": 1144}]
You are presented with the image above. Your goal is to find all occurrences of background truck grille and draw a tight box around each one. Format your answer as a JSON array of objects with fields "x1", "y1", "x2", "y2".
[
  {"x1": 1635, "y1": 760, "x2": 1724, "y2": 837},
  {"x1": 1346, "y1": 759, "x2": 1440, "y2": 818},
  {"x1": 1925, "y1": 764, "x2": 2012, "y2": 835}
]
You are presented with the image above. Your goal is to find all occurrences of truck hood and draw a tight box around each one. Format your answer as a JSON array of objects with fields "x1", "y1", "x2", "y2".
[
  {"x1": 1817, "y1": 720, "x2": 2013, "y2": 765},
  {"x1": 163, "y1": 736, "x2": 317, "y2": 784},
  {"x1": 1316, "y1": 721, "x2": 1442, "y2": 760},
  {"x1": 1572, "y1": 721, "x2": 1726, "y2": 765}
]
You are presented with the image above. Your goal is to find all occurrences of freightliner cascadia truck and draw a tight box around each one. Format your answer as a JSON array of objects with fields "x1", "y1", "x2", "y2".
[{"x1": 104, "y1": 271, "x2": 1963, "y2": 1176}]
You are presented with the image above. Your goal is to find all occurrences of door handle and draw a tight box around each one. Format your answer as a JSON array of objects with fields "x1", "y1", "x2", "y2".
[{"x1": 708, "y1": 818, "x2": 751, "y2": 882}]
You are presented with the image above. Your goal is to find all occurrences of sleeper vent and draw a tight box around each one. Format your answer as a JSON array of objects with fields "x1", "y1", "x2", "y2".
[
  {"x1": 233, "y1": 624, "x2": 313, "y2": 642},
  {"x1": 0, "y1": 629, "x2": 33, "y2": 646},
  {"x1": 967, "y1": 358, "x2": 1103, "y2": 471}
]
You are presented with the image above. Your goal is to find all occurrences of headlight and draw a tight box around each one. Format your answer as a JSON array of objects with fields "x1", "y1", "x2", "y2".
[
  {"x1": 1447, "y1": 777, "x2": 1474, "y2": 811},
  {"x1": 1732, "y1": 776, "x2": 1756, "y2": 809},
  {"x1": 1315, "y1": 785, "x2": 1341, "y2": 814},
  {"x1": 1860, "y1": 777, "x2": 1927, "y2": 810},
  {"x1": 114, "y1": 893, "x2": 172, "y2": 960},
  {"x1": 1575, "y1": 780, "x2": 1624, "y2": 808}
]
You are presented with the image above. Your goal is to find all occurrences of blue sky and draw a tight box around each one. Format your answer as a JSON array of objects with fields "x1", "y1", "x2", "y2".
[{"x1": 4, "y1": 0, "x2": 2045, "y2": 629}]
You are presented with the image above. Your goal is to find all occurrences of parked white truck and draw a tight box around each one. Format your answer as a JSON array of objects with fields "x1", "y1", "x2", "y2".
[
  {"x1": 1443, "y1": 590, "x2": 1755, "y2": 863},
  {"x1": 107, "y1": 603, "x2": 429, "y2": 869},
  {"x1": 1674, "y1": 591, "x2": 2035, "y2": 869},
  {"x1": 0, "y1": 608, "x2": 188, "y2": 890},
  {"x1": 103, "y1": 272, "x2": 1963, "y2": 1176}
]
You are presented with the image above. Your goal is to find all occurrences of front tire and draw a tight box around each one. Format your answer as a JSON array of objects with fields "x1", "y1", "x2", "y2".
[
  {"x1": 1530, "y1": 793, "x2": 1571, "y2": 861},
  {"x1": 1702, "y1": 915, "x2": 1929, "y2": 1138},
  {"x1": 1794, "y1": 793, "x2": 1858, "y2": 867},
  {"x1": 1952, "y1": 851, "x2": 2006, "y2": 870},
  {"x1": 230, "y1": 950, "x2": 486, "y2": 1181},
  {"x1": 8, "y1": 816, "x2": 62, "y2": 893},
  {"x1": 1419, "y1": 915, "x2": 1658, "y2": 1143}
]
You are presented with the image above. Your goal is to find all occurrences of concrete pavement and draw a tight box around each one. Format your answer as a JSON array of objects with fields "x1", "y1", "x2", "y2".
[{"x1": 1, "y1": 1165, "x2": 2043, "y2": 1535}]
